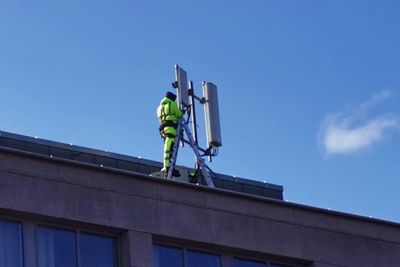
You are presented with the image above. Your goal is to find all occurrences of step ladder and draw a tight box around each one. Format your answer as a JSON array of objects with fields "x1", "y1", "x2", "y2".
[{"x1": 166, "y1": 118, "x2": 215, "y2": 187}]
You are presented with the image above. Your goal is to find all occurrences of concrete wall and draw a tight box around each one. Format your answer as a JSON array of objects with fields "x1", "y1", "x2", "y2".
[{"x1": 1, "y1": 147, "x2": 400, "y2": 267}]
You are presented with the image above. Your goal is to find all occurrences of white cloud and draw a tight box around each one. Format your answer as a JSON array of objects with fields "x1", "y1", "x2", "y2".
[
  {"x1": 319, "y1": 91, "x2": 399, "y2": 155},
  {"x1": 359, "y1": 90, "x2": 391, "y2": 111}
]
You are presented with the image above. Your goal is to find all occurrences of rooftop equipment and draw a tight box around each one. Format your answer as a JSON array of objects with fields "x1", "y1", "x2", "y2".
[{"x1": 157, "y1": 65, "x2": 224, "y2": 187}]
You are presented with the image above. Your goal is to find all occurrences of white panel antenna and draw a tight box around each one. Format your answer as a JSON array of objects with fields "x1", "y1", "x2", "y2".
[
  {"x1": 174, "y1": 65, "x2": 189, "y2": 110},
  {"x1": 203, "y1": 82, "x2": 222, "y2": 148}
]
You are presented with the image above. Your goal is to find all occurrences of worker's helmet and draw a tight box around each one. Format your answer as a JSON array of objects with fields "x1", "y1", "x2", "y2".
[{"x1": 165, "y1": 91, "x2": 177, "y2": 101}]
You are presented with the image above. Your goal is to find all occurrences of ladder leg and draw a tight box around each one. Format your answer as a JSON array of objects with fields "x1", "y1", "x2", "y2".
[
  {"x1": 165, "y1": 119, "x2": 215, "y2": 188},
  {"x1": 181, "y1": 123, "x2": 215, "y2": 187}
]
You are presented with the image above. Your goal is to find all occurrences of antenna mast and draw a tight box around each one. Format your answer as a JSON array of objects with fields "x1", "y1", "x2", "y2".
[{"x1": 166, "y1": 65, "x2": 222, "y2": 187}]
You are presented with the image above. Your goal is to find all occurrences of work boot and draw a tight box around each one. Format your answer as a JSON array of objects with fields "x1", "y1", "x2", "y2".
[
  {"x1": 160, "y1": 167, "x2": 168, "y2": 178},
  {"x1": 189, "y1": 172, "x2": 199, "y2": 184},
  {"x1": 161, "y1": 167, "x2": 181, "y2": 178}
]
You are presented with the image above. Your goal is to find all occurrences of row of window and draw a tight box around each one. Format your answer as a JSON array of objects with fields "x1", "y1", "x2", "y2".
[
  {"x1": 1, "y1": 219, "x2": 297, "y2": 267},
  {"x1": 153, "y1": 244, "x2": 294, "y2": 267},
  {"x1": 0, "y1": 219, "x2": 117, "y2": 267}
]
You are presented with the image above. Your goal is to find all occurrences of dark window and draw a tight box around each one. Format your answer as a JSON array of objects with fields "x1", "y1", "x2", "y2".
[
  {"x1": 186, "y1": 250, "x2": 221, "y2": 267},
  {"x1": 79, "y1": 232, "x2": 117, "y2": 267},
  {"x1": 233, "y1": 258, "x2": 266, "y2": 267},
  {"x1": 154, "y1": 245, "x2": 184, "y2": 267},
  {"x1": 37, "y1": 226, "x2": 117, "y2": 267},
  {"x1": 36, "y1": 227, "x2": 78, "y2": 267},
  {"x1": 154, "y1": 244, "x2": 296, "y2": 267},
  {"x1": 0, "y1": 219, "x2": 23, "y2": 267}
]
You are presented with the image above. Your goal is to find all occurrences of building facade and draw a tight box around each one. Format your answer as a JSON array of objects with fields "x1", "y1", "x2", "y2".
[{"x1": 1, "y1": 131, "x2": 400, "y2": 267}]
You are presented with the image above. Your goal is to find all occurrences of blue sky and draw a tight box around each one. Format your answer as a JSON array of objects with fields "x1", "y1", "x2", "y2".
[{"x1": 1, "y1": 1, "x2": 400, "y2": 222}]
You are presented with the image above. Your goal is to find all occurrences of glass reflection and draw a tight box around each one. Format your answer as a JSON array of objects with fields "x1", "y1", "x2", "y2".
[
  {"x1": 186, "y1": 250, "x2": 221, "y2": 267},
  {"x1": 79, "y1": 232, "x2": 116, "y2": 267},
  {"x1": 154, "y1": 245, "x2": 184, "y2": 267},
  {"x1": 36, "y1": 227, "x2": 77, "y2": 267},
  {"x1": 0, "y1": 219, "x2": 23, "y2": 267}
]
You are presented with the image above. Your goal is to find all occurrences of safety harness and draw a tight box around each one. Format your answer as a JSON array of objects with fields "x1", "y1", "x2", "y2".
[{"x1": 159, "y1": 102, "x2": 178, "y2": 138}]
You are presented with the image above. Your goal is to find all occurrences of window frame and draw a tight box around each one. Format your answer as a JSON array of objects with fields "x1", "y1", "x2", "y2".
[
  {"x1": 0, "y1": 216, "x2": 121, "y2": 267},
  {"x1": 35, "y1": 224, "x2": 119, "y2": 267}
]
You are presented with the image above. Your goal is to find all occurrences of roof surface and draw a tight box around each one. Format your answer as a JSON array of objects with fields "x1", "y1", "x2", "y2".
[{"x1": 0, "y1": 130, "x2": 283, "y2": 200}]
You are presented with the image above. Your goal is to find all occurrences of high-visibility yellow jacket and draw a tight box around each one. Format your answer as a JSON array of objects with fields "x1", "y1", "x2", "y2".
[{"x1": 157, "y1": 97, "x2": 183, "y2": 125}]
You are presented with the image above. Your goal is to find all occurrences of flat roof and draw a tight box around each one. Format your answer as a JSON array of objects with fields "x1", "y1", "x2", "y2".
[{"x1": 0, "y1": 130, "x2": 283, "y2": 200}]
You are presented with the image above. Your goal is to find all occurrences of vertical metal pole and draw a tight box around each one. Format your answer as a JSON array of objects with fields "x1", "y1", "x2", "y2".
[
  {"x1": 189, "y1": 81, "x2": 200, "y2": 172},
  {"x1": 189, "y1": 81, "x2": 198, "y2": 146}
]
